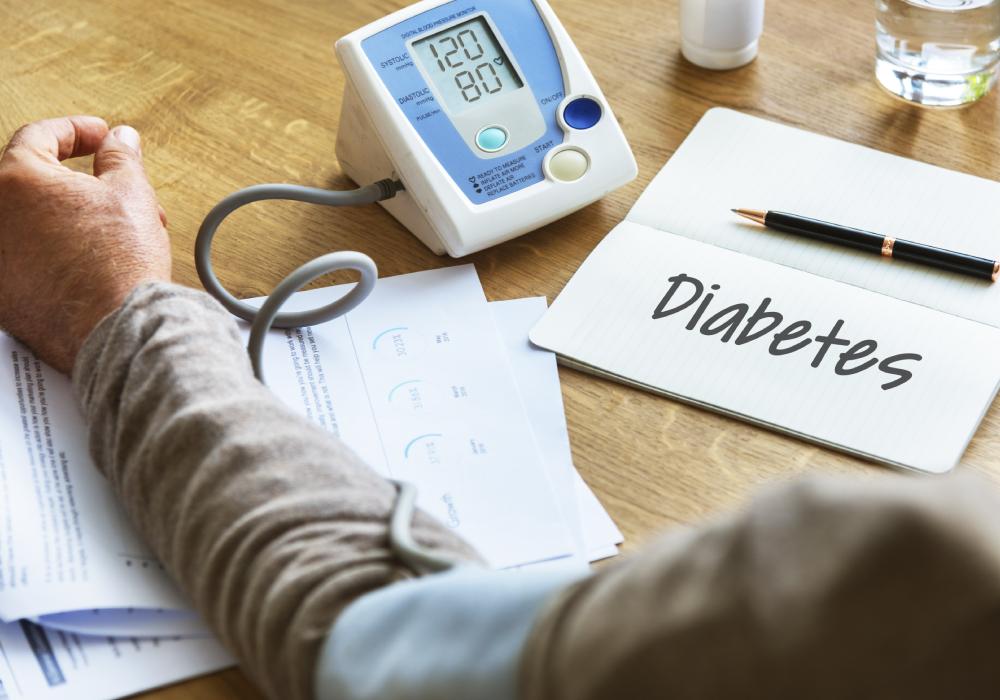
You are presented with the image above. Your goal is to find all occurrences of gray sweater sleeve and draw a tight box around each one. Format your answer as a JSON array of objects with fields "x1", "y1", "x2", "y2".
[{"x1": 71, "y1": 282, "x2": 481, "y2": 700}]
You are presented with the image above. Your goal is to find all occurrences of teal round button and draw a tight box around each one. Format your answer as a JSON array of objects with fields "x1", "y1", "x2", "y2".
[{"x1": 476, "y1": 126, "x2": 508, "y2": 153}]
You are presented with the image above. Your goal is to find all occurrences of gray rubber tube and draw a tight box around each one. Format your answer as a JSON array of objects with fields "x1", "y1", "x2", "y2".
[
  {"x1": 195, "y1": 180, "x2": 398, "y2": 333},
  {"x1": 195, "y1": 178, "x2": 462, "y2": 573},
  {"x1": 390, "y1": 481, "x2": 466, "y2": 574},
  {"x1": 243, "y1": 250, "x2": 376, "y2": 380}
]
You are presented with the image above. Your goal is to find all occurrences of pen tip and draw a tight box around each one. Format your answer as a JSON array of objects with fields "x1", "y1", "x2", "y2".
[{"x1": 732, "y1": 209, "x2": 767, "y2": 225}]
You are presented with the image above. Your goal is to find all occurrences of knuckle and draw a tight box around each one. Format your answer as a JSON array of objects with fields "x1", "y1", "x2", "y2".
[
  {"x1": 8, "y1": 122, "x2": 34, "y2": 145},
  {"x1": 3, "y1": 123, "x2": 38, "y2": 155}
]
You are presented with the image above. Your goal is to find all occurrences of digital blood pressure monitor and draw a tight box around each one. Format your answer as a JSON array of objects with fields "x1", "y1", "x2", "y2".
[
  {"x1": 198, "y1": 0, "x2": 637, "y2": 356},
  {"x1": 335, "y1": 0, "x2": 637, "y2": 256}
]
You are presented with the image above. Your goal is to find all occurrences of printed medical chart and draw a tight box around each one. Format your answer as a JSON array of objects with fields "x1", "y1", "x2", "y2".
[{"x1": 251, "y1": 266, "x2": 575, "y2": 568}]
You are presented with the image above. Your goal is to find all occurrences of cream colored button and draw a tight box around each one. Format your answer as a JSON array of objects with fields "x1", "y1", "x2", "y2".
[{"x1": 548, "y1": 148, "x2": 589, "y2": 182}]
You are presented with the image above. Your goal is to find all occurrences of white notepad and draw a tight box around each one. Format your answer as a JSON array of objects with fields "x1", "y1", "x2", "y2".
[{"x1": 530, "y1": 109, "x2": 1000, "y2": 474}]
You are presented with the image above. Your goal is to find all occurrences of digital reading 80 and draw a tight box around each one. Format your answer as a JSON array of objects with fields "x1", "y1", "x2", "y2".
[{"x1": 412, "y1": 16, "x2": 524, "y2": 114}]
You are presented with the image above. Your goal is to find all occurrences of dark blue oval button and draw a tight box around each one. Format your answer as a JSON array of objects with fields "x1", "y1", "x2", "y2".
[{"x1": 563, "y1": 97, "x2": 603, "y2": 130}]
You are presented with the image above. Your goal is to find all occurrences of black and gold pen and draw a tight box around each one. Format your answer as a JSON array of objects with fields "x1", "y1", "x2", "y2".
[{"x1": 732, "y1": 209, "x2": 999, "y2": 283}]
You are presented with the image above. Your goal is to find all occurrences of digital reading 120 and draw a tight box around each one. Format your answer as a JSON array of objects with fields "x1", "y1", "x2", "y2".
[{"x1": 411, "y1": 16, "x2": 524, "y2": 114}]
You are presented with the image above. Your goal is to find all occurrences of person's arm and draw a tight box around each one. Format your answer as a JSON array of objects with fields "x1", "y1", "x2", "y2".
[
  {"x1": 520, "y1": 474, "x2": 1000, "y2": 700},
  {"x1": 74, "y1": 280, "x2": 491, "y2": 698},
  {"x1": 0, "y1": 116, "x2": 574, "y2": 700}
]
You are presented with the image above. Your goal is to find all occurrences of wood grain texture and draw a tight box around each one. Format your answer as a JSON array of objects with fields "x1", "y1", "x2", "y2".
[{"x1": 2, "y1": 0, "x2": 1000, "y2": 696}]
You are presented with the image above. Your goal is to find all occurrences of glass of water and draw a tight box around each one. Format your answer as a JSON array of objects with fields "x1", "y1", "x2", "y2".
[{"x1": 876, "y1": 0, "x2": 1000, "y2": 107}]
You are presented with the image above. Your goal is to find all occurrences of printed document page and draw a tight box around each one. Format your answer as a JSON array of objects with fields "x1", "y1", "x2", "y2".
[
  {"x1": 0, "y1": 619, "x2": 232, "y2": 700},
  {"x1": 531, "y1": 222, "x2": 1000, "y2": 474},
  {"x1": 0, "y1": 341, "x2": 188, "y2": 619},
  {"x1": 491, "y1": 298, "x2": 586, "y2": 565},
  {"x1": 490, "y1": 298, "x2": 622, "y2": 566}
]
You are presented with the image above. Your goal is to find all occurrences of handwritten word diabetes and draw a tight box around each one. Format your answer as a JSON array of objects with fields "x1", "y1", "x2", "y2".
[{"x1": 652, "y1": 274, "x2": 922, "y2": 391}]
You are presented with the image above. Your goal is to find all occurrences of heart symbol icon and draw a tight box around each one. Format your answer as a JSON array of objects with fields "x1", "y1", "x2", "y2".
[{"x1": 493, "y1": 57, "x2": 504, "y2": 66}]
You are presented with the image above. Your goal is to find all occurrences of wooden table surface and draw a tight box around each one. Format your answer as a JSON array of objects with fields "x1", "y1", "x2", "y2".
[{"x1": 3, "y1": 0, "x2": 1000, "y2": 697}]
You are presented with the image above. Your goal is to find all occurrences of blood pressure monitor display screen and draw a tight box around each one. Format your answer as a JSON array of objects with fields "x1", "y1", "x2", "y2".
[{"x1": 412, "y1": 16, "x2": 524, "y2": 115}]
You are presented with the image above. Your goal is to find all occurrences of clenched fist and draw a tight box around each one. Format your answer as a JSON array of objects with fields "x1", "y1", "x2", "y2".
[{"x1": 0, "y1": 116, "x2": 172, "y2": 374}]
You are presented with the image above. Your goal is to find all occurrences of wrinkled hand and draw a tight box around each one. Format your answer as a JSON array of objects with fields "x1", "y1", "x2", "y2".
[{"x1": 0, "y1": 116, "x2": 171, "y2": 374}]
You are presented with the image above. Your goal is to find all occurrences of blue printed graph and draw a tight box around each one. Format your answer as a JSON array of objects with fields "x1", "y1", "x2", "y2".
[
  {"x1": 372, "y1": 327, "x2": 409, "y2": 350},
  {"x1": 404, "y1": 433, "x2": 444, "y2": 460},
  {"x1": 388, "y1": 379, "x2": 423, "y2": 403}
]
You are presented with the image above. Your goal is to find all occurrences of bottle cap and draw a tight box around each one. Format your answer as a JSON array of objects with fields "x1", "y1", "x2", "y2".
[{"x1": 680, "y1": 0, "x2": 766, "y2": 70}]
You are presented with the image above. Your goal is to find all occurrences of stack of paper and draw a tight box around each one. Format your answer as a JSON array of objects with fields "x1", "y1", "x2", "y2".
[
  {"x1": 257, "y1": 266, "x2": 623, "y2": 568},
  {"x1": 0, "y1": 265, "x2": 621, "y2": 698}
]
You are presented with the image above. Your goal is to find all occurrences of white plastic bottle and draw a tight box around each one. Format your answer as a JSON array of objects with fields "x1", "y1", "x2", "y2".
[{"x1": 680, "y1": 0, "x2": 766, "y2": 70}]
